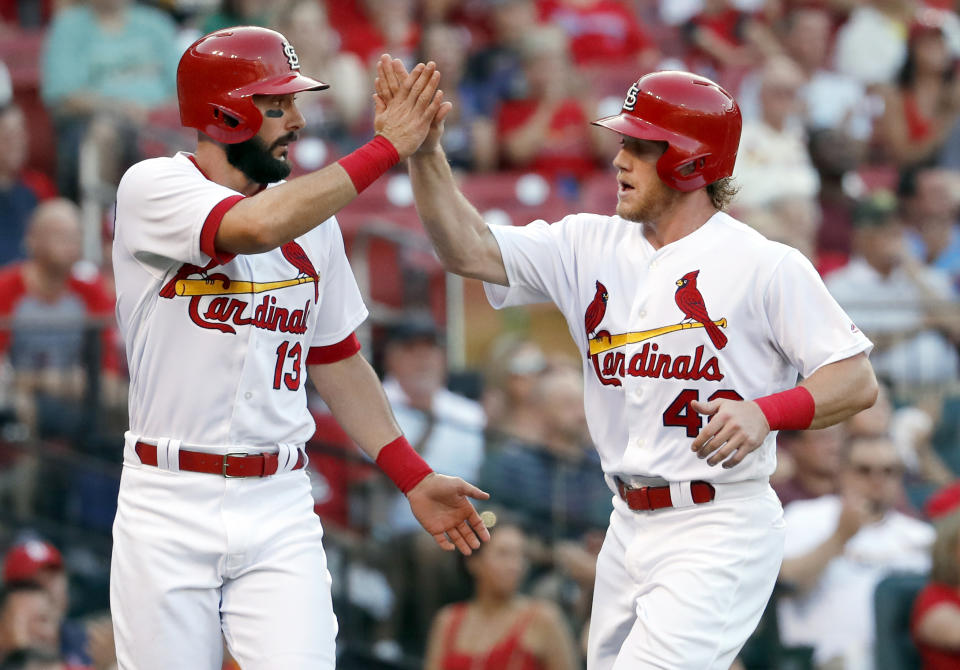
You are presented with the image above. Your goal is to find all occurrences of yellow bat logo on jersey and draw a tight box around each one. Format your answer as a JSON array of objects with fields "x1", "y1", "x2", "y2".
[{"x1": 584, "y1": 276, "x2": 729, "y2": 387}]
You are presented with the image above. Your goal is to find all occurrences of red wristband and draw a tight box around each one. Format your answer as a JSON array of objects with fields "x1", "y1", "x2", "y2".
[
  {"x1": 753, "y1": 386, "x2": 815, "y2": 431},
  {"x1": 375, "y1": 436, "x2": 433, "y2": 494},
  {"x1": 337, "y1": 135, "x2": 400, "y2": 194}
]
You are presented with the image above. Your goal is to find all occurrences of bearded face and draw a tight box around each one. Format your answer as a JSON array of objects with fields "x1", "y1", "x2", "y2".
[{"x1": 225, "y1": 132, "x2": 297, "y2": 184}]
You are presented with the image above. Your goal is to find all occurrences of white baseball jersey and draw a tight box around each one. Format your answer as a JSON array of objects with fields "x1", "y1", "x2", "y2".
[
  {"x1": 485, "y1": 211, "x2": 872, "y2": 483},
  {"x1": 113, "y1": 152, "x2": 367, "y2": 450}
]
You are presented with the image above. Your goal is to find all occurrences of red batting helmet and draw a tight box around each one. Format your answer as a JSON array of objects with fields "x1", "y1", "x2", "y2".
[
  {"x1": 177, "y1": 26, "x2": 328, "y2": 144},
  {"x1": 593, "y1": 71, "x2": 742, "y2": 192}
]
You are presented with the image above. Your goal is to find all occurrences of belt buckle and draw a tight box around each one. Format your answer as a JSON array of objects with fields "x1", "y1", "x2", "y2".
[{"x1": 222, "y1": 452, "x2": 248, "y2": 478}]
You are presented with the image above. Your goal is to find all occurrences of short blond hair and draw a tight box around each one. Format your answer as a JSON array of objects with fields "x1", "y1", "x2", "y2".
[{"x1": 707, "y1": 177, "x2": 739, "y2": 211}]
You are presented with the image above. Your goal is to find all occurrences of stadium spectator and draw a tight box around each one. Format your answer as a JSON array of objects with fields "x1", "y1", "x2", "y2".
[
  {"x1": 373, "y1": 315, "x2": 486, "y2": 657},
  {"x1": 682, "y1": 0, "x2": 780, "y2": 79},
  {"x1": 496, "y1": 24, "x2": 610, "y2": 183},
  {"x1": 844, "y1": 380, "x2": 956, "y2": 518},
  {"x1": 482, "y1": 336, "x2": 549, "y2": 445},
  {"x1": 782, "y1": 6, "x2": 873, "y2": 140},
  {"x1": 809, "y1": 126, "x2": 867, "y2": 269},
  {"x1": 773, "y1": 425, "x2": 845, "y2": 508},
  {"x1": 834, "y1": 0, "x2": 915, "y2": 87},
  {"x1": 0, "y1": 199, "x2": 119, "y2": 442},
  {"x1": 899, "y1": 166, "x2": 960, "y2": 289},
  {"x1": 271, "y1": 0, "x2": 370, "y2": 160},
  {"x1": 417, "y1": 22, "x2": 496, "y2": 172},
  {"x1": 875, "y1": 11, "x2": 960, "y2": 168},
  {"x1": 0, "y1": 583, "x2": 58, "y2": 658},
  {"x1": 912, "y1": 482, "x2": 960, "y2": 669},
  {"x1": 40, "y1": 0, "x2": 180, "y2": 200},
  {"x1": 733, "y1": 56, "x2": 820, "y2": 210},
  {"x1": 326, "y1": 0, "x2": 419, "y2": 67},
  {"x1": 0, "y1": 648, "x2": 64, "y2": 670},
  {"x1": 777, "y1": 434, "x2": 935, "y2": 668},
  {"x1": 461, "y1": 0, "x2": 539, "y2": 122},
  {"x1": 423, "y1": 520, "x2": 579, "y2": 670},
  {"x1": 2, "y1": 539, "x2": 98, "y2": 669},
  {"x1": 0, "y1": 103, "x2": 56, "y2": 267},
  {"x1": 825, "y1": 190, "x2": 960, "y2": 387},
  {"x1": 480, "y1": 365, "x2": 612, "y2": 539},
  {"x1": 538, "y1": 0, "x2": 659, "y2": 70}
]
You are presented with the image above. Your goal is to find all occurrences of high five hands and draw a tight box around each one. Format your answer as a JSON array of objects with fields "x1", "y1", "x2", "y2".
[{"x1": 374, "y1": 55, "x2": 453, "y2": 156}]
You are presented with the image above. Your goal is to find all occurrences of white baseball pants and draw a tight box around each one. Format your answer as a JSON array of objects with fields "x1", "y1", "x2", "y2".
[
  {"x1": 110, "y1": 444, "x2": 337, "y2": 670},
  {"x1": 587, "y1": 480, "x2": 785, "y2": 669}
]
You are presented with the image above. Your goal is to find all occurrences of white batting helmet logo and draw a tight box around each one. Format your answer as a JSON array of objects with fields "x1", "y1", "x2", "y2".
[
  {"x1": 623, "y1": 82, "x2": 640, "y2": 112},
  {"x1": 283, "y1": 41, "x2": 301, "y2": 70}
]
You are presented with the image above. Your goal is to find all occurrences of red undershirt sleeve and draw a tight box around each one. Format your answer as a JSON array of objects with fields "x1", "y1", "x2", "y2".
[{"x1": 307, "y1": 333, "x2": 361, "y2": 365}]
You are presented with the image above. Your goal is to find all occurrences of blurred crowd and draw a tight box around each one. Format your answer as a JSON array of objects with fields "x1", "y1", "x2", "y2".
[{"x1": 2, "y1": 0, "x2": 960, "y2": 668}]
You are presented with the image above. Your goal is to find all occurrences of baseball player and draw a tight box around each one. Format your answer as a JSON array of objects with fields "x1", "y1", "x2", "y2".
[
  {"x1": 109, "y1": 28, "x2": 490, "y2": 670},
  {"x1": 379, "y1": 58, "x2": 879, "y2": 669}
]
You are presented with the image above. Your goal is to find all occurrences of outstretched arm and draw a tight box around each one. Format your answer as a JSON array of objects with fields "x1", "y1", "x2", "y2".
[
  {"x1": 690, "y1": 352, "x2": 878, "y2": 468},
  {"x1": 308, "y1": 352, "x2": 490, "y2": 554},
  {"x1": 217, "y1": 63, "x2": 444, "y2": 255},
  {"x1": 375, "y1": 56, "x2": 509, "y2": 285}
]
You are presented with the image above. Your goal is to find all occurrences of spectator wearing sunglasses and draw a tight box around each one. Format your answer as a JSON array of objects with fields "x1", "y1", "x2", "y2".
[{"x1": 776, "y1": 434, "x2": 935, "y2": 669}]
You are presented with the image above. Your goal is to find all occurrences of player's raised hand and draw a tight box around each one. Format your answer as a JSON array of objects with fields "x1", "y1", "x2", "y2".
[
  {"x1": 371, "y1": 55, "x2": 446, "y2": 159},
  {"x1": 375, "y1": 55, "x2": 452, "y2": 155},
  {"x1": 690, "y1": 398, "x2": 770, "y2": 468},
  {"x1": 406, "y1": 473, "x2": 491, "y2": 555}
]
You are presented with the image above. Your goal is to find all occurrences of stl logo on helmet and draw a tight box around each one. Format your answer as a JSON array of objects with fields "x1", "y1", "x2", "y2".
[
  {"x1": 282, "y1": 41, "x2": 300, "y2": 70},
  {"x1": 623, "y1": 82, "x2": 640, "y2": 112},
  {"x1": 583, "y1": 274, "x2": 729, "y2": 387}
]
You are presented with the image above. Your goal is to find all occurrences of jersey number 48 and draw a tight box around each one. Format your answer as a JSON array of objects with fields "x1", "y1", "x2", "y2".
[{"x1": 662, "y1": 389, "x2": 743, "y2": 437}]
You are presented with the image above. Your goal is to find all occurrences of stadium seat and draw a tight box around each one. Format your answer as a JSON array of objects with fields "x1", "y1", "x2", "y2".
[{"x1": 874, "y1": 572, "x2": 926, "y2": 670}]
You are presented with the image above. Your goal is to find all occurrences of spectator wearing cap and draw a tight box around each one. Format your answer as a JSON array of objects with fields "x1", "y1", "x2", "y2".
[
  {"x1": 2, "y1": 541, "x2": 94, "y2": 669},
  {"x1": 825, "y1": 191, "x2": 960, "y2": 387},
  {"x1": 911, "y1": 482, "x2": 960, "y2": 669},
  {"x1": 777, "y1": 435, "x2": 935, "y2": 669},
  {"x1": 372, "y1": 315, "x2": 486, "y2": 658}
]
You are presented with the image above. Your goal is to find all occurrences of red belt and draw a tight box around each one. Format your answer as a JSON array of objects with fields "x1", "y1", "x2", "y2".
[
  {"x1": 616, "y1": 478, "x2": 715, "y2": 512},
  {"x1": 135, "y1": 441, "x2": 306, "y2": 478}
]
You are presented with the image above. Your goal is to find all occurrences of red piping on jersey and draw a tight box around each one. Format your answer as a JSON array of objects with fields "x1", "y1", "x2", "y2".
[{"x1": 307, "y1": 333, "x2": 361, "y2": 364}]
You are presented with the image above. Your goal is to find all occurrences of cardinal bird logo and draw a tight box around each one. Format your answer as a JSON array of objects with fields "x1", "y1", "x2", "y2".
[
  {"x1": 159, "y1": 260, "x2": 230, "y2": 299},
  {"x1": 281, "y1": 241, "x2": 319, "y2": 303},
  {"x1": 674, "y1": 270, "x2": 728, "y2": 350},
  {"x1": 584, "y1": 281, "x2": 609, "y2": 337}
]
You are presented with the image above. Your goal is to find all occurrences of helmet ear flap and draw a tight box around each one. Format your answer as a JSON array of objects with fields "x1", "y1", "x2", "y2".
[{"x1": 201, "y1": 101, "x2": 262, "y2": 144}]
